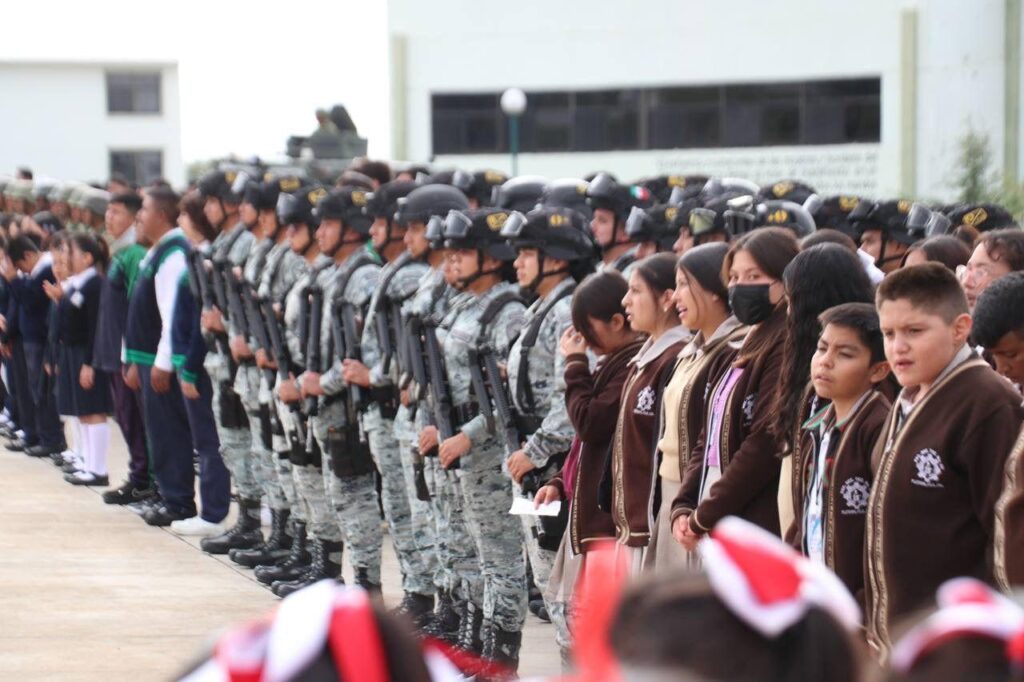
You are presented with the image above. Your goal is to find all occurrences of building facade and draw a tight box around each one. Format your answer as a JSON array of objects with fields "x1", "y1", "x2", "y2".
[
  {"x1": 0, "y1": 60, "x2": 183, "y2": 186},
  {"x1": 387, "y1": 0, "x2": 1024, "y2": 200}
]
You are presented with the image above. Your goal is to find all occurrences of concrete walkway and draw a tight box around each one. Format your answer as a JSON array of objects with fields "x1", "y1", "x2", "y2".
[{"x1": 0, "y1": 426, "x2": 560, "y2": 680}]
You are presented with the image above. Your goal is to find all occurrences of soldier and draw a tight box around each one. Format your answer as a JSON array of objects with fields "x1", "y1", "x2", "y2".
[
  {"x1": 264, "y1": 185, "x2": 346, "y2": 596},
  {"x1": 396, "y1": 184, "x2": 478, "y2": 643},
  {"x1": 429, "y1": 207, "x2": 528, "y2": 669},
  {"x1": 194, "y1": 169, "x2": 262, "y2": 555},
  {"x1": 586, "y1": 172, "x2": 650, "y2": 272},
  {"x1": 499, "y1": 207, "x2": 595, "y2": 634},
  {"x1": 492, "y1": 175, "x2": 547, "y2": 213},
  {"x1": 294, "y1": 187, "x2": 383, "y2": 594},
  {"x1": 227, "y1": 174, "x2": 310, "y2": 569},
  {"x1": 625, "y1": 203, "x2": 684, "y2": 259},
  {"x1": 849, "y1": 199, "x2": 916, "y2": 274},
  {"x1": 336, "y1": 179, "x2": 443, "y2": 623}
]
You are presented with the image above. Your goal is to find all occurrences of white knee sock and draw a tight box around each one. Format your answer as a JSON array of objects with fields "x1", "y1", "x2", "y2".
[
  {"x1": 73, "y1": 418, "x2": 85, "y2": 456},
  {"x1": 85, "y1": 421, "x2": 110, "y2": 477}
]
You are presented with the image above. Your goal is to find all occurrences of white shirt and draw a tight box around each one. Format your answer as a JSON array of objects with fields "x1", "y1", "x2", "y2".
[{"x1": 139, "y1": 227, "x2": 188, "y2": 371}]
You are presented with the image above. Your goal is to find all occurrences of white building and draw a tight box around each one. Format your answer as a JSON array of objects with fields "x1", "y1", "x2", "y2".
[
  {"x1": 387, "y1": 0, "x2": 1024, "y2": 201},
  {"x1": 0, "y1": 60, "x2": 183, "y2": 186}
]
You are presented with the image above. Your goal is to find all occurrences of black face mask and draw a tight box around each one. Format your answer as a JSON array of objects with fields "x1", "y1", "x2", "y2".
[{"x1": 729, "y1": 283, "x2": 775, "y2": 325}]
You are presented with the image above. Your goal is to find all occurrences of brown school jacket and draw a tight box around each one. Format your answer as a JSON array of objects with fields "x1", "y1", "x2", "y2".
[
  {"x1": 787, "y1": 390, "x2": 891, "y2": 607},
  {"x1": 994, "y1": 424, "x2": 1024, "y2": 592},
  {"x1": 671, "y1": 305, "x2": 788, "y2": 536},
  {"x1": 864, "y1": 358, "x2": 1024, "y2": 658},
  {"x1": 611, "y1": 336, "x2": 688, "y2": 547},
  {"x1": 548, "y1": 340, "x2": 644, "y2": 555}
]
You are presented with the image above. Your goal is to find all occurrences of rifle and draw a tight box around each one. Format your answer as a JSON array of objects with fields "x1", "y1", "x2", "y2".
[
  {"x1": 480, "y1": 347, "x2": 521, "y2": 457},
  {"x1": 335, "y1": 298, "x2": 367, "y2": 411},
  {"x1": 304, "y1": 284, "x2": 324, "y2": 452},
  {"x1": 221, "y1": 263, "x2": 251, "y2": 340},
  {"x1": 190, "y1": 251, "x2": 235, "y2": 375},
  {"x1": 242, "y1": 281, "x2": 275, "y2": 387},
  {"x1": 263, "y1": 297, "x2": 305, "y2": 454},
  {"x1": 208, "y1": 256, "x2": 231, "y2": 323},
  {"x1": 421, "y1": 319, "x2": 461, "y2": 472}
]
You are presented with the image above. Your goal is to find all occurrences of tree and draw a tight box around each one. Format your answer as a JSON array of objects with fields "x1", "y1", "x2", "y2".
[{"x1": 951, "y1": 130, "x2": 1024, "y2": 222}]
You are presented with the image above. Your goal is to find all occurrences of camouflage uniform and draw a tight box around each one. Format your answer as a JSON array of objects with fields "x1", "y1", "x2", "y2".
[
  {"x1": 258, "y1": 241, "x2": 309, "y2": 521},
  {"x1": 505, "y1": 277, "x2": 576, "y2": 634},
  {"x1": 206, "y1": 222, "x2": 258, "y2": 499},
  {"x1": 443, "y1": 281, "x2": 528, "y2": 632},
  {"x1": 282, "y1": 255, "x2": 342, "y2": 543},
  {"x1": 362, "y1": 252, "x2": 439, "y2": 596},
  {"x1": 402, "y1": 268, "x2": 479, "y2": 601},
  {"x1": 234, "y1": 236, "x2": 277, "y2": 506},
  {"x1": 308, "y1": 251, "x2": 383, "y2": 584}
]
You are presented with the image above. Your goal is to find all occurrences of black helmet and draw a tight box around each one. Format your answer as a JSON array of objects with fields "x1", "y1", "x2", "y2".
[
  {"x1": 277, "y1": 185, "x2": 326, "y2": 227},
  {"x1": 248, "y1": 173, "x2": 303, "y2": 212},
  {"x1": 695, "y1": 192, "x2": 755, "y2": 240},
  {"x1": 906, "y1": 202, "x2": 953, "y2": 240},
  {"x1": 849, "y1": 199, "x2": 916, "y2": 245},
  {"x1": 539, "y1": 178, "x2": 592, "y2": 222},
  {"x1": 945, "y1": 203, "x2": 1018, "y2": 233},
  {"x1": 467, "y1": 169, "x2": 508, "y2": 206},
  {"x1": 442, "y1": 207, "x2": 517, "y2": 261},
  {"x1": 429, "y1": 168, "x2": 474, "y2": 195},
  {"x1": 394, "y1": 184, "x2": 470, "y2": 227},
  {"x1": 700, "y1": 177, "x2": 760, "y2": 202},
  {"x1": 624, "y1": 204, "x2": 682, "y2": 252},
  {"x1": 756, "y1": 200, "x2": 817, "y2": 238},
  {"x1": 314, "y1": 186, "x2": 373, "y2": 235},
  {"x1": 640, "y1": 174, "x2": 708, "y2": 203},
  {"x1": 492, "y1": 176, "x2": 547, "y2": 213},
  {"x1": 811, "y1": 195, "x2": 862, "y2": 237},
  {"x1": 757, "y1": 179, "x2": 818, "y2": 205},
  {"x1": 501, "y1": 207, "x2": 596, "y2": 262},
  {"x1": 586, "y1": 172, "x2": 652, "y2": 222},
  {"x1": 365, "y1": 179, "x2": 418, "y2": 219},
  {"x1": 197, "y1": 169, "x2": 243, "y2": 204}
]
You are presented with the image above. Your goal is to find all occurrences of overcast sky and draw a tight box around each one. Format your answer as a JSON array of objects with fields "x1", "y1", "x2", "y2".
[{"x1": 0, "y1": 0, "x2": 391, "y2": 163}]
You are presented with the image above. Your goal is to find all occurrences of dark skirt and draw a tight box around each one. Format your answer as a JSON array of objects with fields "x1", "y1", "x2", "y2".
[{"x1": 58, "y1": 345, "x2": 112, "y2": 417}]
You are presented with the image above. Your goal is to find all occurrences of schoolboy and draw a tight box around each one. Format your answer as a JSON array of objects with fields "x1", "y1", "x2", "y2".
[
  {"x1": 864, "y1": 263, "x2": 1024, "y2": 658},
  {"x1": 788, "y1": 303, "x2": 891, "y2": 605},
  {"x1": 971, "y1": 271, "x2": 1024, "y2": 387}
]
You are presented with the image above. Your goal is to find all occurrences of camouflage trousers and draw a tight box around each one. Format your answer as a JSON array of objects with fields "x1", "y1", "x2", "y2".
[
  {"x1": 424, "y1": 457, "x2": 479, "y2": 602},
  {"x1": 514, "y1": 480, "x2": 559, "y2": 611},
  {"x1": 208, "y1": 370, "x2": 259, "y2": 500},
  {"x1": 459, "y1": 442, "x2": 528, "y2": 632},
  {"x1": 292, "y1": 460, "x2": 342, "y2": 542},
  {"x1": 314, "y1": 425, "x2": 383, "y2": 585},
  {"x1": 368, "y1": 412, "x2": 438, "y2": 596},
  {"x1": 272, "y1": 399, "x2": 303, "y2": 523},
  {"x1": 237, "y1": 367, "x2": 288, "y2": 510}
]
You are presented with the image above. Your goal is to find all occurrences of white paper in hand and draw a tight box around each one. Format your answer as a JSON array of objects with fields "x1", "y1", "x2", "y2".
[{"x1": 509, "y1": 496, "x2": 561, "y2": 517}]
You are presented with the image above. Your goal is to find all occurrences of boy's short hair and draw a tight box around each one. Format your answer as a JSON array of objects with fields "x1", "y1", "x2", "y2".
[
  {"x1": 875, "y1": 262, "x2": 968, "y2": 323},
  {"x1": 819, "y1": 302, "x2": 886, "y2": 363},
  {"x1": 109, "y1": 192, "x2": 142, "y2": 213},
  {"x1": 971, "y1": 271, "x2": 1024, "y2": 348},
  {"x1": 6, "y1": 234, "x2": 39, "y2": 263}
]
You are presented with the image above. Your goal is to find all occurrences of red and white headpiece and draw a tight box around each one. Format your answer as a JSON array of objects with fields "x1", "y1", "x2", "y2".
[
  {"x1": 178, "y1": 580, "x2": 462, "y2": 682},
  {"x1": 698, "y1": 517, "x2": 861, "y2": 638},
  {"x1": 889, "y1": 577, "x2": 1024, "y2": 673}
]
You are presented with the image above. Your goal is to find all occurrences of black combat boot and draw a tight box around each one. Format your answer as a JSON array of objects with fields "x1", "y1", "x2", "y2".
[
  {"x1": 229, "y1": 509, "x2": 293, "y2": 567},
  {"x1": 272, "y1": 539, "x2": 343, "y2": 598},
  {"x1": 455, "y1": 601, "x2": 484, "y2": 655},
  {"x1": 419, "y1": 590, "x2": 460, "y2": 642},
  {"x1": 199, "y1": 498, "x2": 263, "y2": 554},
  {"x1": 255, "y1": 521, "x2": 311, "y2": 584},
  {"x1": 489, "y1": 627, "x2": 523, "y2": 675},
  {"x1": 392, "y1": 591, "x2": 435, "y2": 629}
]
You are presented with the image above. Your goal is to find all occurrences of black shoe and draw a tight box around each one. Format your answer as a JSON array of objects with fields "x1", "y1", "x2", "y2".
[
  {"x1": 6, "y1": 438, "x2": 27, "y2": 452},
  {"x1": 255, "y1": 521, "x2": 312, "y2": 584},
  {"x1": 272, "y1": 539, "x2": 343, "y2": 598},
  {"x1": 229, "y1": 509, "x2": 292, "y2": 568},
  {"x1": 420, "y1": 590, "x2": 460, "y2": 642},
  {"x1": 102, "y1": 480, "x2": 155, "y2": 505},
  {"x1": 144, "y1": 504, "x2": 192, "y2": 527},
  {"x1": 488, "y1": 627, "x2": 522, "y2": 674},
  {"x1": 200, "y1": 498, "x2": 263, "y2": 554},
  {"x1": 529, "y1": 598, "x2": 551, "y2": 622},
  {"x1": 25, "y1": 443, "x2": 62, "y2": 458},
  {"x1": 64, "y1": 471, "x2": 109, "y2": 486},
  {"x1": 392, "y1": 591, "x2": 435, "y2": 628}
]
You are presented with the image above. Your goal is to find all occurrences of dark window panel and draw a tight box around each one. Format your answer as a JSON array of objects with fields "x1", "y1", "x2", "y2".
[
  {"x1": 573, "y1": 90, "x2": 640, "y2": 151},
  {"x1": 110, "y1": 150, "x2": 163, "y2": 185},
  {"x1": 647, "y1": 87, "x2": 722, "y2": 149},
  {"x1": 106, "y1": 73, "x2": 161, "y2": 114},
  {"x1": 520, "y1": 92, "x2": 571, "y2": 152}
]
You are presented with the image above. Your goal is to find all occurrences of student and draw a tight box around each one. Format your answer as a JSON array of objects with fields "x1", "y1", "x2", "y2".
[
  {"x1": 787, "y1": 303, "x2": 891, "y2": 602},
  {"x1": 864, "y1": 263, "x2": 1024, "y2": 658},
  {"x1": 167, "y1": 191, "x2": 231, "y2": 536},
  {"x1": 96, "y1": 192, "x2": 152, "y2": 504},
  {"x1": 601, "y1": 518, "x2": 862, "y2": 682},
  {"x1": 959, "y1": 228, "x2": 1024, "y2": 311},
  {"x1": 671, "y1": 228, "x2": 799, "y2": 543},
  {"x1": 60, "y1": 233, "x2": 113, "y2": 486},
  {"x1": 535, "y1": 271, "x2": 644, "y2": 665},
  {"x1": 901, "y1": 235, "x2": 971, "y2": 271},
  {"x1": 971, "y1": 270, "x2": 1024, "y2": 387},
  {"x1": 45, "y1": 233, "x2": 80, "y2": 471},
  {"x1": 2, "y1": 234, "x2": 64, "y2": 456},
  {"x1": 124, "y1": 187, "x2": 198, "y2": 527},
  {"x1": 644, "y1": 243, "x2": 746, "y2": 572},
  {"x1": 609, "y1": 253, "x2": 688, "y2": 569}
]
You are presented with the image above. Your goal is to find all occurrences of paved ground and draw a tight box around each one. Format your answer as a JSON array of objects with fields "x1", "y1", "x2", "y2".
[{"x1": 0, "y1": 423, "x2": 560, "y2": 680}]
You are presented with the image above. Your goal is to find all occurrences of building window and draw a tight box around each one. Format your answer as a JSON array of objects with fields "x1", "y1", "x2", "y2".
[
  {"x1": 430, "y1": 78, "x2": 880, "y2": 154},
  {"x1": 106, "y1": 72, "x2": 161, "y2": 114},
  {"x1": 110, "y1": 150, "x2": 163, "y2": 185}
]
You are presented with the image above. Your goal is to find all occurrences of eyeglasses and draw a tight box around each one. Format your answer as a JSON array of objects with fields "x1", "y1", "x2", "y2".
[{"x1": 956, "y1": 263, "x2": 997, "y2": 283}]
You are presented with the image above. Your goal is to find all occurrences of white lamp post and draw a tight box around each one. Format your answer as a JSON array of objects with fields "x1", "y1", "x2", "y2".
[{"x1": 500, "y1": 88, "x2": 527, "y2": 176}]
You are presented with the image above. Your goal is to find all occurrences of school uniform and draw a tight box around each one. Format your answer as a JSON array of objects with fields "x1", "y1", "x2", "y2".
[
  {"x1": 171, "y1": 261, "x2": 230, "y2": 523},
  {"x1": 125, "y1": 228, "x2": 196, "y2": 517},
  {"x1": 9, "y1": 253, "x2": 63, "y2": 449},
  {"x1": 3, "y1": 279, "x2": 33, "y2": 445},
  {"x1": 787, "y1": 389, "x2": 890, "y2": 604},
  {"x1": 864, "y1": 346, "x2": 1024, "y2": 658},
  {"x1": 60, "y1": 268, "x2": 112, "y2": 416},
  {"x1": 671, "y1": 305, "x2": 789, "y2": 537}
]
